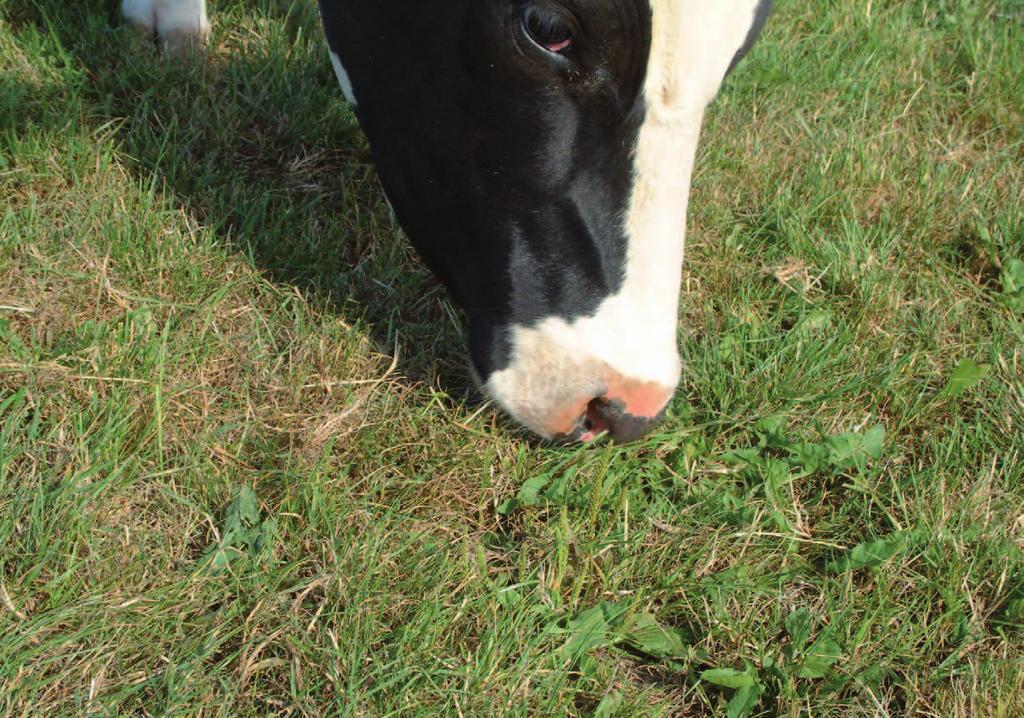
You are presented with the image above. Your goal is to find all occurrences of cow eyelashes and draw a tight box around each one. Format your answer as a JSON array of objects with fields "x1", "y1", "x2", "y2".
[{"x1": 522, "y1": 6, "x2": 574, "y2": 54}]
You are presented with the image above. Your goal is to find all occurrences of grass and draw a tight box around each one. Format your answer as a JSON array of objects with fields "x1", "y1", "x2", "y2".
[{"x1": 1, "y1": 0, "x2": 1022, "y2": 715}]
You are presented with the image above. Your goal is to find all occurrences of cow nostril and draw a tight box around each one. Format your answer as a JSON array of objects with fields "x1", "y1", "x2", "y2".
[
  {"x1": 585, "y1": 395, "x2": 665, "y2": 445},
  {"x1": 580, "y1": 398, "x2": 608, "y2": 439},
  {"x1": 562, "y1": 391, "x2": 669, "y2": 444}
]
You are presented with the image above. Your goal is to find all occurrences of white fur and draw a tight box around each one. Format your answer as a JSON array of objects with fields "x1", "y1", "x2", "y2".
[
  {"x1": 122, "y1": 0, "x2": 209, "y2": 39},
  {"x1": 329, "y1": 51, "x2": 358, "y2": 107},
  {"x1": 487, "y1": 0, "x2": 762, "y2": 437}
]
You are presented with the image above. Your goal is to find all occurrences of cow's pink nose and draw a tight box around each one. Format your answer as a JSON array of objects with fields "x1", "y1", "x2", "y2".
[{"x1": 557, "y1": 379, "x2": 675, "y2": 444}]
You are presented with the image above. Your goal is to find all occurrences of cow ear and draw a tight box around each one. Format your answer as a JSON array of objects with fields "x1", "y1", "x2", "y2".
[{"x1": 522, "y1": 6, "x2": 574, "y2": 54}]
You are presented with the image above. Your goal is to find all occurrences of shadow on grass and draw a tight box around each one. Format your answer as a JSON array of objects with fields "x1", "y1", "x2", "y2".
[{"x1": 8, "y1": 0, "x2": 482, "y2": 405}]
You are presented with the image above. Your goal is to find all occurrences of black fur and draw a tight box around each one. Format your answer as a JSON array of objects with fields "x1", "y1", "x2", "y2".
[{"x1": 728, "y1": 0, "x2": 772, "y2": 75}]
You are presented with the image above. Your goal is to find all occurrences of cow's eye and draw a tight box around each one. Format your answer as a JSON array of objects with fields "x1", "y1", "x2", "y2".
[{"x1": 522, "y1": 6, "x2": 574, "y2": 54}]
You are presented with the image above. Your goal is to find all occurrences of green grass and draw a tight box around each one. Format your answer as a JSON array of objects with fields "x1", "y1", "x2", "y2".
[{"x1": 1, "y1": 0, "x2": 1022, "y2": 715}]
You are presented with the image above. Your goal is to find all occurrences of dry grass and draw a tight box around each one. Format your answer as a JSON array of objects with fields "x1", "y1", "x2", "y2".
[{"x1": 2, "y1": 0, "x2": 1022, "y2": 716}]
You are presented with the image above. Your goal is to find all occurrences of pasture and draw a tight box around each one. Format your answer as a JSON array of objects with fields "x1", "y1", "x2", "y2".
[{"x1": 1, "y1": 0, "x2": 1022, "y2": 715}]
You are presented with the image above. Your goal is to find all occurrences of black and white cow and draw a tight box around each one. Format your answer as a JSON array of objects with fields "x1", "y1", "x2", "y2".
[{"x1": 122, "y1": 0, "x2": 772, "y2": 443}]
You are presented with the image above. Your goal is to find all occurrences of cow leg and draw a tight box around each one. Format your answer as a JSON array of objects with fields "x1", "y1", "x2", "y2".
[{"x1": 122, "y1": 0, "x2": 210, "y2": 57}]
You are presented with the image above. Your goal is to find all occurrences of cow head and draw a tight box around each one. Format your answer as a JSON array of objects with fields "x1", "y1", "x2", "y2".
[{"x1": 320, "y1": 0, "x2": 771, "y2": 442}]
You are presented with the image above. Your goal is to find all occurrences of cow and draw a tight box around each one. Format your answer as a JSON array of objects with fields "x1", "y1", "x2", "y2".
[{"x1": 120, "y1": 0, "x2": 772, "y2": 443}]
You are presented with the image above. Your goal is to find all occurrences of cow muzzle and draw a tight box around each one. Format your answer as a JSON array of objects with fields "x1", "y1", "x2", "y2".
[{"x1": 483, "y1": 321, "x2": 681, "y2": 444}]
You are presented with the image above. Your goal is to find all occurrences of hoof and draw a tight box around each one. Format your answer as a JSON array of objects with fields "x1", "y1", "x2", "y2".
[{"x1": 122, "y1": 0, "x2": 209, "y2": 59}]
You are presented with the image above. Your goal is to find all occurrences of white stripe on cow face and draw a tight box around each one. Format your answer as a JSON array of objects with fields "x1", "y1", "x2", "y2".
[
  {"x1": 329, "y1": 51, "x2": 358, "y2": 108},
  {"x1": 485, "y1": 0, "x2": 762, "y2": 440}
]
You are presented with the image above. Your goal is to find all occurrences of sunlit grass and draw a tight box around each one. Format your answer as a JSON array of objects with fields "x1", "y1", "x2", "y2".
[{"x1": 1, "y1": 0, "x2": 1022, "y2": 715}]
